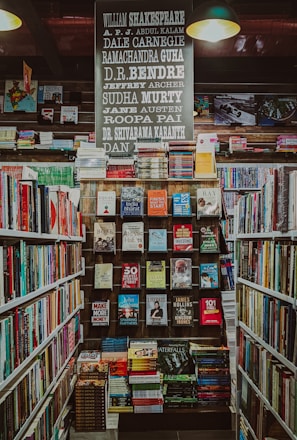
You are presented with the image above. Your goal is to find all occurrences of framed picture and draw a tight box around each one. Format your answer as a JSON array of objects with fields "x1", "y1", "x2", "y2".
[{"x1": 4, "y1": 79, "x2": 38, "y2": 112}]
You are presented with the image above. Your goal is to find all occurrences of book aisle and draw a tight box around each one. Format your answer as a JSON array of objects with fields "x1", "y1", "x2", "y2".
[{"x1": 2, "y1": 81, "x2": 297, "y2": 440}]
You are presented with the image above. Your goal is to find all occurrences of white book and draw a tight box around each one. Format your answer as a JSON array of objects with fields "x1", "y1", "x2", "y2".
[
  {"x1": 97, "y1": 191, "x2": 116, "y2": 216},
  {"x1": 94, "y1": 263, "x2": 113, "y2": 289},
  {"x1": 122, "y1": 222, "x2": 144, "y2": 253}
]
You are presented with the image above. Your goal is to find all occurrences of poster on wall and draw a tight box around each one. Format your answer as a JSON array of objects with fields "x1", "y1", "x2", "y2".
[
  {"x1": 257, "y1": 95, "x2": 297, "y2": 126},
  {"x1": 95, "y1": 0, "x2": 194, "y2": 156},
  {"x1": 214, "y1": 93, "x2": 256, "y2": 126},
  {"x1": 4, "y1": 79, "x2": 38, "y2": 112}
]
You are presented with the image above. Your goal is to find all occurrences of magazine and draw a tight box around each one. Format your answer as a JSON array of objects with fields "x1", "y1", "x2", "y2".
[{"x1": 146, "y1": 293, "x2": 168, "y2": 326}]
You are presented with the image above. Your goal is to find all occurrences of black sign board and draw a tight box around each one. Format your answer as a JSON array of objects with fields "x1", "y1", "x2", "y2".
[{"x1": 95, "y1": 0, "x2": 194, "y2": 155}]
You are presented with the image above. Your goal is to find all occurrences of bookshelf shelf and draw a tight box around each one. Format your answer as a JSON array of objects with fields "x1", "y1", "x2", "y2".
[
  {"x1": 239, "y1": 321, "x2": 297, "y2": 374},
  {"x1": 238, "y1": 366, "x2": 297, "y2": 440},
  {"x1": 237, "y1": 277, "x2": 296, "y2": 306}
]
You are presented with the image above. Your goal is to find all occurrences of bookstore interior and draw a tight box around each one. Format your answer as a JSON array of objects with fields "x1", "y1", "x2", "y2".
[{"x1": 1, "y1": 0, "x2": 297, "y2": 439}]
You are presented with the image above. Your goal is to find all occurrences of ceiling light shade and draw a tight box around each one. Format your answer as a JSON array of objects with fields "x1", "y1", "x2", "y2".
[
  {"x1": 186, "y1": 0, "x2": 240, "y2": 43},
  {"x1": 0, "y1": 8, "x2": 22, "y2": 31}
]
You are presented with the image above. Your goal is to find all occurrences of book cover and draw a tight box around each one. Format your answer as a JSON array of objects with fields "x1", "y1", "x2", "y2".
[
  {"x1": 40, "y1": 107, "x2": 54, "y2": 124},
  {"x1": 199, "y1": 297, "x2": 223, "y2": 326},
  {"x1": 170, "y1": 258, "x2": 192, "y2": 290},
  {"x1": 194, "y1": 95, "x2": 210, "y2": 118},
  {"x1": 157, "y1": 340, "x2": 194, "y2": 374},
  {"x1": 199, "y1": 225, "x2": 220, "y2": 253},
  {"x1": 200, "y1": 263, "x2": 219, "y2": 289},
  {"x1": 4, "y1": 79, "x2": 38, "y2": 112},
  {"x1": 146, "y1": 260, "x2": 166, "y2": 289},
  {"x1": 194, "y1": 150, "x2": 217, "y2": 178},
  {"x1": 172, "y1": 295, "x2": 194, "y2": 327},
  {"x1": 60, "y1": 105, "x2": 78, "y2": 124},
  {"x1": 93, "y1": 221, "x2": 116, "y2": 254},
  {"x1": 196, "y1": 187, "x2": 222, "y2": 218},
  {"x1": 147, "y1": 189, "x2": 168, "y2": 217},
  {"x1": 148, "y1": 229, "x2": 167, "y2": 252},
  {"x1": 91, "y1": 300, "x2": 110, "y2": 326},
  {"x1": 96, "y1": 190, "x2": 116, "y2": 216},
  {"x1": 172, "y1": 192, "x2": 192, "y2": 217},
  {"x1": 122, "y1": 222, "x2": 144, "y2": 252},
  {"x1": 173, "y1": 224, "x2": 193, "y2": 252},
  {"x1": 121, "y1": 263, "x2": 141, "y2": 289},
  {"x1": 94, "y1": 263, "x2": 113, "y2": 289},
  {"x1": 120, "y1": 186, "x2": 144, "y2": 217},
  {"x1": 118, "y1": 293, "x2": 139, "y2": 326},
  {"x1": 146, "y1": 293, "x2": 168, "y2": 326}
]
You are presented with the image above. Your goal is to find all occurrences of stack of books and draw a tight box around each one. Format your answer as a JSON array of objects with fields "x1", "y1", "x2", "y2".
[
  {"x1": 75, "y1": 143, "x2": 106, "y2": 179},
  {"x1": 75, "y1": 378, "x2": 108, "y2": 431},
  {"x1": 128, "y1": 339, "x2": 163, "y2": 413},
  {"x1": 135, "y1": 139, "x2": 168, "y2": 179},
  {"x1": 0, "y1": 126, "x2": 17, "y2": 149},
  {"x1": 189, "y1": 343, "x2": 230, "y2": 407},
  {"x1": 168, "y1": 141, "x2": 195, "y2": 179},
  {"x1": 106, "y1": 156, "x2": 135, "y2": 178},
  {"x1": 162, "y1": 374, "x2": 197, "y2": 408},
  {"x1": 37, "y1": 131, "x2": 54, "y2": 149},
  {"x1": 276, "y1": 134, "x2": 297, "y2": 152},
  {"x1": 51, "y1": 138, "x2": 74, "y2": 150},
  {"x1": 17, "y1": 129, "x2": 36, "y2": 149}
]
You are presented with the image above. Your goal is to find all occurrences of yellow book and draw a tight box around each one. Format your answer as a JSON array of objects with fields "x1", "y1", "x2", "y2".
[{"x1": 195, "y1": 151, "x2": 217, "y2": 178}]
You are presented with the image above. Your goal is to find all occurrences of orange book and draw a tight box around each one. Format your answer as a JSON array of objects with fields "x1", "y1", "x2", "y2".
[{"x1": 147, "y1": 189, "x2": 168, "y2": 217}]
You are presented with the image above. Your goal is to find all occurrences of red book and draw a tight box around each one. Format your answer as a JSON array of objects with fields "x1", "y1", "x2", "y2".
[
  {"x1": 121, "y1": 263, "x2": 141, "y2": 289},
  {"x1": 199, "y1": 297, "x2": 223, "y2": 326},
  {"x1": 20, "y1": 181, "x2": 30, "y2": 231},
  {"x1": 173, "y1": 224, "x2": 193, "y2": 251}
]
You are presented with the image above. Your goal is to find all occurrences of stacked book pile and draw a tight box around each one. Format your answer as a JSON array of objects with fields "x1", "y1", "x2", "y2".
[
  {"x1": 75, "y1": 378, "x2": 107, "y2": 431},
  {"x1": 168, "y1": 141, "x2": 195, "y2": 179},
  {"x1": 128, "y1": 339, "x2": 163, "y2": 413},
  {"x1": 190, "y1": 343, "x2": 230, "y2": 407},
  {"x1": 0, "y1": 126, "x2": 17, "y2": 149},
  {"x1": 75, "y1": 142, "x2": 106, "y2": 179},
  {"x1": 135, "y1": 140, "x2": 168, "y2": 179},
  {"x1": 17, "y1": 129, "x2": 36, "y2": 149},
  {"x1": 106, "y1": 156, "x2": 135, "y2": 178},
  {"x1": 51, "y1": 138, "x2": 73, "y2": 150},
  {"x1": 37, "y1": 131, "x2": 54, "y2": 149},
  {"x1": 276, "y1": 134, "x2": 297, "y2": 152},
  {"x1": 101, "y1": 337, "x2": 133, "y2": 413},
  {"x1": 162, "y1": 374, "x2": 197, "y2": 408}
]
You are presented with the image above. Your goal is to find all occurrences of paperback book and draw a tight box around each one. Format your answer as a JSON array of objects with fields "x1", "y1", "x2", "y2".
[
  {"x1": 172, "y1": 295, "x2": 194, "y2": 327},
  {"x1": 121, "y1": 263, "x2": 141, "y2": 289},
  {"x1": 122, "y1": 222, "x2": 144, "y2": 252},
  {"x1": 157, "y1": 340, "x2": 194, "y2": 375},
  {"x1": 197, "y1": 187, "x2": 222, "y2": 218},
  {"x1": 97, "y1": 190, "x2": 116, "y2": 216},
  {"x1": 147, "y1": 189, "x2": 168, "y2": 217},
  {"x1": 199, "y1": 297, "x2": 223, "y2": 326},
  {"x1": 93, "y1": 221, "x2": 116, "y2": 254},
  {"x1": 146, "y1": 293, "x2": 168, "y2": 326},
  {"x1": 120, "y1": 186, "x2": 144, "y2": 217},
  {"x1": 200, "y1": 262, "x2": 219, "y2": 289},
  {"x1": 148, "y1": 229, "x2": 167, "y2": 252},
  {"x1": 172, "y1": 192, "x2": 192, "y2": 217},
  {"x1": 60, "y1": 105, "x2": 78, "y2": 124},
  {"x1": 199, "y1": 225, "x2": 220, "y2": 253},
  {"x1": 91, "y1": 300, "x2": 110, "y2": 326},
  {"x1": 146, "y1": 260, "x2": 166, "y2": 289},
  {"x1": 94, "y1": 263, "x2": 113, "y2": 289},
  {"x1": 118, "y1": 293, "x2": 139, "y2": 326},
  {"x1": 173, "y1": 224, "x2": 193, "y2": 252},
  {"x1": 170, "y1": 258, "x2": 192, "y2": 290}
]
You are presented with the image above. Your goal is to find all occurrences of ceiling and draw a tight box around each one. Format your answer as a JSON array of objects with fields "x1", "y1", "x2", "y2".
[{"x1": 1, "y1": 0, "x2": 297, "y2": 84}]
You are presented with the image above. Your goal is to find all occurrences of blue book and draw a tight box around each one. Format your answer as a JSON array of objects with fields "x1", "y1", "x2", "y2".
[
  {"x1": 148, "y1": 229, "x2": 167, "y2": 252},
  {"x1": 120, "y1": 186, "x2": 144, "y2": 218},
  {"x1": 118, "y1": 293, "x2": 139, "y2": 326},
  {"x1": 200, "y1": 262, "x2": 219, "y2": 289},
  {"x1": 172, "y1": 192, "x2": 192, "y2": 217}
]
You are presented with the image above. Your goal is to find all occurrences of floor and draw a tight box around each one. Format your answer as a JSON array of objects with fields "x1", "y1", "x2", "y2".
[
  {"x1": 119, "y1": 431, "x2": 235, "y2": 439},
  {"x1": 70, "y1": 429, "x2": 235, "y2": 440}
]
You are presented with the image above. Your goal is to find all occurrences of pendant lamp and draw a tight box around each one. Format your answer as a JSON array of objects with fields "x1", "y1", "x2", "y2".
[
  {"x1": 186, "y1": 0, "x2": 240, "y2": 43},
  {"x1": 0, "y1": 7, "x2": 22, "y2": 31}
]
